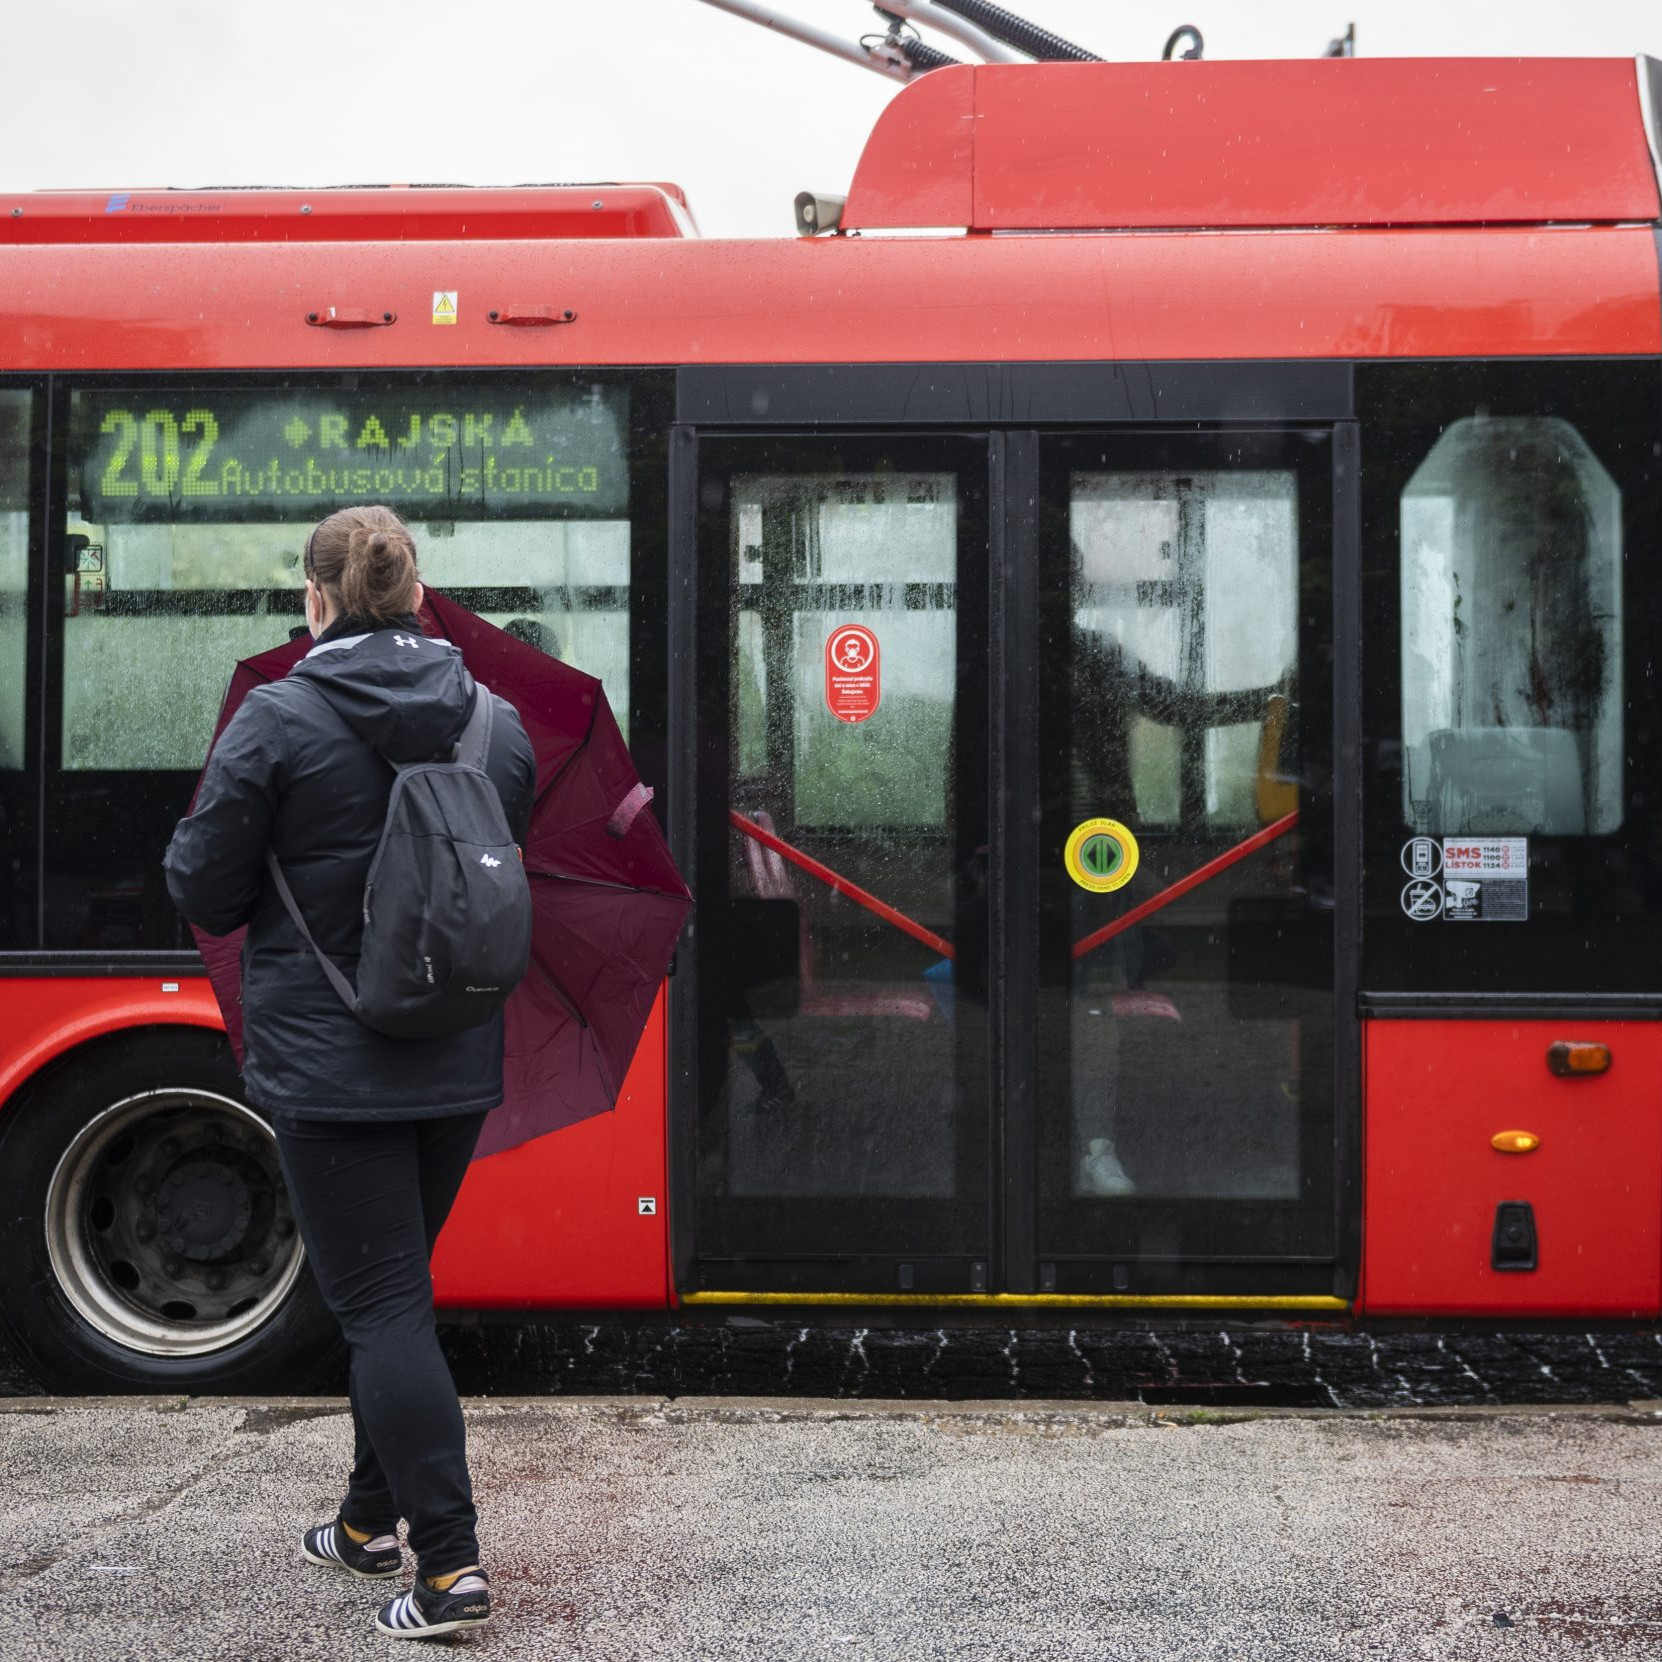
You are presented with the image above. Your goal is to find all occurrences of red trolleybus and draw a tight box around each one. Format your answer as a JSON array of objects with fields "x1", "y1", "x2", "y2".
[{"x1": 1, "y1": 56, "x2": 1661, "y2": 1391}]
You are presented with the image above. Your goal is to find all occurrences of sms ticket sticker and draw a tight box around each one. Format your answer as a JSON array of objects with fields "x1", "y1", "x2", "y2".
[{"x1": 1441, "y1": 837, "x2": 1528, "y2": 922}]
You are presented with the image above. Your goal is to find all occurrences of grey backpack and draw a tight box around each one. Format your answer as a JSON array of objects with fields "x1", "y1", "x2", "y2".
[{"x1": 266, "y1": 680, "x2": 532, "y2": 1040}]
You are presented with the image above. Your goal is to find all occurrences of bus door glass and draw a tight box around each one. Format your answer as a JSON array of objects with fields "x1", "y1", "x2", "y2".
[
  {"x1": 1035, "y1": 431, "x2": 1337, "y2": 1285},
  {"x1": 690, "y1": 437, "x2": 991, "y2": 1291}
]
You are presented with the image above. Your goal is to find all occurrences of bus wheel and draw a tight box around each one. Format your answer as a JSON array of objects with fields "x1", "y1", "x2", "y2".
[{"x1": 0, "y1": 1031, "x2": 343, "y2": 1393}]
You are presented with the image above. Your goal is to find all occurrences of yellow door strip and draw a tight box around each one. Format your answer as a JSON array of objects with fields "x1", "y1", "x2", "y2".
[{"x1": 682, "y1": 1292, "x2": 1350, "y2": 1313}]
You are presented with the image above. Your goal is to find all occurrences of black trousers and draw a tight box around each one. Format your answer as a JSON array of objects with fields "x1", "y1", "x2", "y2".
[{"x1": 273, "y1": 1112, "x2": 488, "y2": 1576}]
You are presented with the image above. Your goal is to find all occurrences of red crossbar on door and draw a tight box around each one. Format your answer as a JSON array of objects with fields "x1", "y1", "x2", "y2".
[
  {"x1": 729, "y1": 810, "x2": 956, "y2": 960},
  {"x1": 1072, "y1": 811, "x2": 1300, "y2": 961}
]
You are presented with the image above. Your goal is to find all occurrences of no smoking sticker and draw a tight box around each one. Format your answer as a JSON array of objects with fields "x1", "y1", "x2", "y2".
[
  {"x1": 1066, "y1": 818, "x2": 1140, "y2": 894},
  {"x1": 825, "y1": 624, "x2": 881, "y2": 723}
]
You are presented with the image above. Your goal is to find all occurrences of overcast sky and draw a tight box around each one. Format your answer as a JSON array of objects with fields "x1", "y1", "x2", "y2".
[{"x1": 4, "y1": 2, "x2": 1658, "y2": 238}]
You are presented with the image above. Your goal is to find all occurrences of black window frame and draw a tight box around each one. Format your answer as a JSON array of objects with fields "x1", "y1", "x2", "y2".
[
  {"x1": 0, "y1": 375, "x2": 48, "y2": 953},
  {"x1": 18, "y1": 366, "x2": 670, "y2": 965}
]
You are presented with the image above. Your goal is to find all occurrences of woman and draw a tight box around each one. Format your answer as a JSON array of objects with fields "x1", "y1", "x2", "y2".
[{"x1": 165, "y1": 505, "x2": 535, "y2": 1640}]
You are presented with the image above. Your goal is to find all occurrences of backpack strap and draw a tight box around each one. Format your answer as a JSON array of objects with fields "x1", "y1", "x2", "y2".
[
  {"x1": 264, "y1": 848, "x2": 359, "y2": 1014},
  {"x1": 454, "y1": 679, "x2": 495, "y2": 770}
]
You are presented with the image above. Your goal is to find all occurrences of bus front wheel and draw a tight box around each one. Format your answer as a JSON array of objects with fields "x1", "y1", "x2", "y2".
[{"x1": 0, "y1": 1030, "x2": 343, "y2": 1393}]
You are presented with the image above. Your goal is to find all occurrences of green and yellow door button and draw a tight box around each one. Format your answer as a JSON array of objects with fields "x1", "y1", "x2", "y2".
[{"x1": 1065, "y1": 818, "x2": 1140, "y2": 894}]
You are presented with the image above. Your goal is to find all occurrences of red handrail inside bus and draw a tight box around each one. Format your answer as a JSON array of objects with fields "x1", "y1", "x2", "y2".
[
  {"x1": 1072, "y1": 811, "x2": 1301, "y2": 961},
  {"x1": 728, "y1": 810, "x2": 956, "y2": 961}
]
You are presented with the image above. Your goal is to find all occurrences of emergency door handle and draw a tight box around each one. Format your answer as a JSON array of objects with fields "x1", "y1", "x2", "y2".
[
  {"x1": 305, "y1": 307, "x2": 397, "y2": 329},
  {"x1": 487, "y1": 306, "x2": 577, "y2": 327}
]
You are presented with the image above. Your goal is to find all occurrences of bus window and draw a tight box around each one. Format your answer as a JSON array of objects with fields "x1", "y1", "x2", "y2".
[
  {"x1": 0, "y1": 391, "x2": 27, "y2": 775},
  {"x1": 735, "y1": 473, "x2": 955, "y2": 829},
  {"x1": 1360, "y1": 359, "x2": 1661, "y2": 996},
  {"x1": 47, "y1": 377, "x2": 640, "y2": 949},
  {"x1": 1400, "y1": 417, "x2": 1622, "y2": 838}
]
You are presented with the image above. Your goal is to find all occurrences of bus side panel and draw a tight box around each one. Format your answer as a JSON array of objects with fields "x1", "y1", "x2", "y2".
[
  {"x1": 1363, "y1": 1019, "x2": 1662, "y2": 1316},
  {"x1": 0, "y1": 978, "x2": 224, "y2": 1112},
  {"x1": 431, "y1": 989, "x2": 669, "y2": 1310},
  {"x1": 0, "y1": 979, "x2": 670, "y2": 1311},
  {"x1": 3, "y1": 228, "x2": 1657, "y2": 374}
]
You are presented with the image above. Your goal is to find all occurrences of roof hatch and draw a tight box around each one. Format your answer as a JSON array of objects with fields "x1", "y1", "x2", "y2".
[
  {"x1": 841, "y1": 58, "x2": 1662, "y2": 232},
  {"x1": 0, "y1": 184, "x2": 697, "y2": 243}
]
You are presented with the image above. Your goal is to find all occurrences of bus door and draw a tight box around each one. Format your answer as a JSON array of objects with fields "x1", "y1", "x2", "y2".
[
  {"x1": 684, "y1": 435, "x2": 993, "y2": 1294},
  {"x1": 1032, "y1": 430, "x2": 1339, "y2": 1296},
  {"x1": 679, "y1": 424, "x2": 1345, "y2": 1303}
]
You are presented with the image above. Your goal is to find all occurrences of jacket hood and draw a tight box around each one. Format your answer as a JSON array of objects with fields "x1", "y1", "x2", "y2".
[{"x1": 289, "y1": 621, "x2": 472, "y2": 764}]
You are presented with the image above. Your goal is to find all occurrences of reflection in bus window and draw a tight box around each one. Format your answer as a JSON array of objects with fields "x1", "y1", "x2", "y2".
[
  {"x1": 1071, "y1": 472, "x2": 1298, "y2": 832},
  {"x1": 58, "y1": 385, "x2": 633, "y2": 772},
  {"x1": 1400, "y1": 417, "x2": 1622, "y2": 837},
  {"x1": 0, "y1": 392, "x2": 29, "y2": 773}
]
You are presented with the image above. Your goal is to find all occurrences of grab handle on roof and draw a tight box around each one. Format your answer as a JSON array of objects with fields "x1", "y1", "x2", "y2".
[
  {"x1": 304, "y1": 307, "x2": 397, "y2": 329},
  {"x1": 487, "y1": 305, "x2": 577, "y2": 327}
]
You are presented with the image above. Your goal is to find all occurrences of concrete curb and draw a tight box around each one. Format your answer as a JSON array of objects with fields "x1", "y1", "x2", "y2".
[{"x1": 7, "y1": 1393, "x2": 1662, "y2": 1428}]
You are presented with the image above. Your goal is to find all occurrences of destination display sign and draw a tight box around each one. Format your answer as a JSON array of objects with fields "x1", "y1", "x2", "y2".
[{"x1": 72, "y1": 385, "x2": 628, "y2": 522}]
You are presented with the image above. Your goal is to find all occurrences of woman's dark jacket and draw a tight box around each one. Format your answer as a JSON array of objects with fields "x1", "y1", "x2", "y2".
[{"x1": 164, "y1": 616, "x2": 536, "y2": 1122}]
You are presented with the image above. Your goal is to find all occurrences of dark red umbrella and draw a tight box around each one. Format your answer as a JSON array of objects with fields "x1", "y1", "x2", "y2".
[{"x1": 189, "y1": 590, "x2": 691, "y2": 1159}]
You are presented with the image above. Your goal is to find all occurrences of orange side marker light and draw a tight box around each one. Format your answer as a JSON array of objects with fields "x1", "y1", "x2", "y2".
[
  {"x1": 1491, "y1": 1130, "x2": 1541, "y2": 1155},
  {"x1": 1547, "y1": 1041, "x2": 1611, "y2": 1078}
]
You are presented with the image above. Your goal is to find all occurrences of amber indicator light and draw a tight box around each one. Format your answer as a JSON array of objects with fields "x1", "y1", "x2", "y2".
[
  {"x1": 1491, "y1": 1130, "x2": 1541, "y2": 1154},
  {"x1": 1547, "y1": 1041, "x2": 1611, "y2": 1078}
]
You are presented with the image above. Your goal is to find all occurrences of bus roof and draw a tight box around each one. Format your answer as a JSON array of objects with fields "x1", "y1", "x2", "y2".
[
  {"x1": 0, "y1": 184, "x2": 697, "y2": 244},
  {"x1": 5, "y1": 58, "x2": 1658, "y2": 247}
]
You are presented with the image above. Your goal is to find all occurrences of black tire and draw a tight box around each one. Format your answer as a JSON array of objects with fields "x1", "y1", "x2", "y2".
[{"x1": 0, "y1": 1028, "x2": 344, "y2": 1393}]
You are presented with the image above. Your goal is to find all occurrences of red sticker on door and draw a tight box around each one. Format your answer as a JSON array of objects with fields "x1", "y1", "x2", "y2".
[{"x1": 825, "y1": 623, "x2": 881, "y2": 724}]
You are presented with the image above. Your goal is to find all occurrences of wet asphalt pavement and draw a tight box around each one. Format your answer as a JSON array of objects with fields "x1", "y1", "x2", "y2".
[{"x1": 4, "y1": 1397, "x2": 1662, "y2": 1661}]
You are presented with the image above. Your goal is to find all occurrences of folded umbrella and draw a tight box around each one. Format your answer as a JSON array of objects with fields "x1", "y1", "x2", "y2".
[{"x1": 188, "y1": 589, "x2": 691, "y2": 1159}]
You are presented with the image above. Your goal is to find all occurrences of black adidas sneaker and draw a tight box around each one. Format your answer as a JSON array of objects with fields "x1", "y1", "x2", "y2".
[
  {"x1": 301, "y1": 1519, "x2": 403, "y2": 1580},
  {"x1": 376, "y1": 1571, "x2": 492, "y2": 1640}
]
